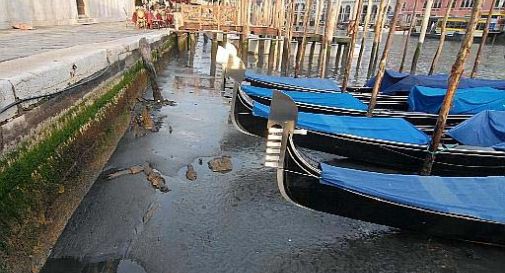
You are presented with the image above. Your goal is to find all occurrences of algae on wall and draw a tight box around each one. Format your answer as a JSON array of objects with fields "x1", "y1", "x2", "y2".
[
  {"x1": 0, "y1": 33, "x2": 177, "y2": 272},
  {"x1": 0, "y1": 61, "x2": 145, "y2": 269}
]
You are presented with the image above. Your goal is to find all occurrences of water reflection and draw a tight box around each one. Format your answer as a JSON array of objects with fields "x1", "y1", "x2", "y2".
[{"x1": 247, "y1": 32, "x2": 505, "y2": 86}]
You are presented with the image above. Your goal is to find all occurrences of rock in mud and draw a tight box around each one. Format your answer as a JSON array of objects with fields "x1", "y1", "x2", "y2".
[
  {"x1": 141, "y1": 107, "x2": 157, "y2": 132},
  {"x1": 144, "y1": 162, "x2": 170, "y2": 192},
  {"x1": 147, "y1": 169, "x2": 169, "y2": 192},
  {"x1": 185, "y1": 164, "x2": 197, "y2": 181},
  {"x1": 208, "y1": 156, "x2": 233, "y2": 173},
  {"x1": 129, "y1": 165, "x2": 144, "y2": 174}
]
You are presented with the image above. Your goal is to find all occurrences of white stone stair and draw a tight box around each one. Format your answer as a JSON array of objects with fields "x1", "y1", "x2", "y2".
[{"x1": 76, "y1": 16, "x2": 97, "y2": 25}]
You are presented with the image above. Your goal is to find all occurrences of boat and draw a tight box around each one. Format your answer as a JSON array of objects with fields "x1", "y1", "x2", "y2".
[
  {"x1": 241, "y1": 85, "x2": 475, "y2": 128},
  {"x1": 231, "y1": 87, "x2": 505, "y2": 176},
  {"x1": 263, "y1": 90, "x2": 505, "y2": 246},
  {"x1": 244, "y1": 70, "x2": 505, "y2": 98}
]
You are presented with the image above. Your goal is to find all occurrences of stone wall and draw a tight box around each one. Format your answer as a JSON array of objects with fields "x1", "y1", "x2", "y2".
[
  {"x1": 0, "y1": 0, "x2": 136, "y2": 29},
  {"x1": 0, "y1": 31, "x2": 177, "y2": 273}
]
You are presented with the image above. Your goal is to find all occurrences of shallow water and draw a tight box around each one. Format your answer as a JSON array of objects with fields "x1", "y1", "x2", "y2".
[
  {"x1": 248, "y1": 31, "x2": 505, "y2": 86},
  {"x1": 42, "y1": 35, "x2": 505, "y2": 273}
]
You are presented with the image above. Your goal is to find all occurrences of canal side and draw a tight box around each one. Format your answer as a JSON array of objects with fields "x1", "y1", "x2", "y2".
[{"x1": 0, "y1": 28, "x2": 183, "y2": 273}]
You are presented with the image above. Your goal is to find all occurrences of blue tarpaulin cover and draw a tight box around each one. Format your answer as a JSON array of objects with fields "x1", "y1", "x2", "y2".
[
  {"x1": 365, "y1": 70, "x2": 409, "y2": 91},
  {"x1": 407, "y1": 86, "x2": 505, "y2": 114},
  {"x1": 245, "y1": 71, "x2": 341, "y2": 92},
  {"x1": 368, "y1": 70, "x2": 505, "y2": 95},
  {"x1": 253, "y1": 102, "x2": 430, "y2": 145},
  {"x1": 242, "y1": 85, "x2": 368, "y2": 111},
  {"x1": 320, "y1": 163, "x2": 505, "y2": 223},
  {"x1": 447, "y1": 111, "x2": 505, "y2": 149}
]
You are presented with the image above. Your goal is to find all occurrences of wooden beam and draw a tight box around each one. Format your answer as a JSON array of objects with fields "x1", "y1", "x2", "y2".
[
  {"x1": 294, "y1": 0, "x2": 314, "y2": 77},
  {"x1": 470, "y1": 0, "x2": 497, "y2": 78},
  {"x1": 367, "y1": 0, "x2": 405, "y2": 116},
  {"x1": 429, "y1": 0, "x2": 454, "y2": 75},
  {"x1": 341, "y1": 0, "x2": 363, "y2": 90},
  {"x1": 366, "y1": 0, "x2": 387, "y2": 79},
  {"x1": 399, "y1": 0, "x2": 418, "y2": 73},
  {"x1": 410, "y1": 0, "x2": 434, "y2": 75},
  {"x1": 421, "y1": 0, "x2": 484, "y2": 175}
]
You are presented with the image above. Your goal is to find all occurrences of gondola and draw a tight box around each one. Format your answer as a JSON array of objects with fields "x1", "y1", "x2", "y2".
[
  {"x1": 244, "y1": 70, "x2": 410, "y2": 105},
  {"x1": 231, "y1": 87, "x2": 505, "y2": 176},
  {"x1": 241, "y1": 85, "x2": 472, "y2": 128},
  {"x1": 245, "y1": 70, "x2": 505, "y2": 95},
  {"x1": 263, "y1": 90, "x2": 505, "y2": 246}
]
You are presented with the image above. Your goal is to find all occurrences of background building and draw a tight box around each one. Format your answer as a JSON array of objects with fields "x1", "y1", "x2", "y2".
[
  {"x1": 0, "y1": 0, "x2": 146, "y2": 30},
  {"x1": 399, "y1": 0, "x2": 505, "y2": 24}
]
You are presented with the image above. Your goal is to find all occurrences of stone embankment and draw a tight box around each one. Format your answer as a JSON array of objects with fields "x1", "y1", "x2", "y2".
[{"x1": 0, "y1": 29, "x2": 184, "y2": 273}]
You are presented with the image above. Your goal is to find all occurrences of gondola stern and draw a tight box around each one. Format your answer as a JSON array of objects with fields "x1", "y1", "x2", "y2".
[{"x1": 264, "y1": 91, "x2": 305, "y2": 206}]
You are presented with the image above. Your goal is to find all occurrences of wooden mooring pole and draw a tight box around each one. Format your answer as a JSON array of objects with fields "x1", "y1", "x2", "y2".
[
  {"x1": 281, "y1": 0, "x2": 296, "y2": 76},
  {"x1": 314, "y1": 0, "x2": 324, "y2": 34},
  {"x1": 470, "y1": 0, "x2": 497, "y2": 78},
  {"x1": 370, "y1": 0, "x2": 390, "y2": 75},
  {"x1": 399, "y1": 0, "x2": 418, "y2": 73},
  {"x1": 355, "y1": 0, "x2": 373, "y2": 76},
  {"x1": 139, "y1": 37, "x2": 163, "y2": 102},
  {"x1": 307, "y1": 41, "x2": 317, "y2": 76},
  {"x1": 366, "y1": 0, "x2": 387, "y2": 79},
  {"x1": 410, "y1": 0, "x2": 434, "y2": 75},
  {"x1": 294, "y1": 0, "x2": 314, "y2": 77},
  {"x1": 429, "y1": 0, "x2": 454, "y2": 75},
  {"x1": 342, "y1": 0, "x2": 363, "y2": 90},
  {"x1": 268, "y1": 36, "x2": 277, "y2": 74},
  {"x1": 421, "y1": 0, "x2": 483, "y2": 175},
  {"x1": 319, "y1": 0, "x2": 338, "y2": 78},
  {"x1": 367, "y1": 0, "x2": 405, "y2": 116}
]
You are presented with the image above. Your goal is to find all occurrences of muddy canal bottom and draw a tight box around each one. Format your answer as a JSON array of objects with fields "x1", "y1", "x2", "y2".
[{"x1": 42, "y1": 38, "x2": 504, "y2": 273}]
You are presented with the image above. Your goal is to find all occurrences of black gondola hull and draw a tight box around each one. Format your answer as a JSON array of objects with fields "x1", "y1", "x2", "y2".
[
  {"x1": 281, "y1": 141, "x2": 505, "y2": 246},
  {"x1": 233, "y1": 89, "x2": 505, "y2": 176}
]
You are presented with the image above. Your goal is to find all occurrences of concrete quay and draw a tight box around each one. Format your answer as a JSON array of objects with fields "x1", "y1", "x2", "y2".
[
  {"x1": 0, "y1": 22, "x2": 181, "y2": 273},
  {"x1": 0, "y1": 23, "x2": 171, "y2": 134}
]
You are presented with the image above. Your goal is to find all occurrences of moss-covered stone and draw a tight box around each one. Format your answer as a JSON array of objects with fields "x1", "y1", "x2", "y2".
[{"x1": 0, "y1": 33, "x2": 177, "y2": 273}]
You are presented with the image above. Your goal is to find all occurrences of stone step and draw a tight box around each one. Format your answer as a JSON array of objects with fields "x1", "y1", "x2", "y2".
[{"x1": 76, "y1": 17, "x2": 97, "y2": 25}]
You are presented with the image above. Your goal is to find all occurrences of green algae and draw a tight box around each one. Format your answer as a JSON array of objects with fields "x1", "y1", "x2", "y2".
[{"x1": 0, "y1": 61, "x2": 144, "y2": 237}]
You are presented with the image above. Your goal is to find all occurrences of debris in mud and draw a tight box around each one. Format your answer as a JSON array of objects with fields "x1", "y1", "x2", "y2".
[
  {"x1": 185, "y1": 164, "x2": 197, "y2": 181},
  {"x1": 144, "y1": 165, "x2": 170, "y2": 192},
  {"x1": 141, "y1": 107, "x2": 156, "y2": 131},
  {"x1": 106, "y1": 162, "x2": 169, "y2": 193},
  {"x1": 208, "y1": 156, "x2": 233, "y2": 173},
  {"x1": 129, "y1": 165, "x2": 144, "y2": 174},
  {"x1": 138, "y1": 97, "x2": 177, "y2": 107},
  {"x1": 107, "y1": 169, "x2": 131, "y2": 180},
  {"x1": 143, "y1": 202, "x2": 159, "y2": 224},
  {"x1": 131, "y1": 104, "x2": 161, "y2": 137}
]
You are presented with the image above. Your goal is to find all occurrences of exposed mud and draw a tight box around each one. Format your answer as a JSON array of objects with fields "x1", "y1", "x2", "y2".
[{"x1": 41, "y1": 35, "x2": 505, "y2": 273}]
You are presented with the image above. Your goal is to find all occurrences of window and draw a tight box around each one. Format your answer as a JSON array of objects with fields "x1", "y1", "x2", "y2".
[
  {"x1": 452, "y1": 0, "x2": 457, "y2": 8},
  {"x1": 495, "y1": 0, "x2": 501, "y2": 7},
  {"x1": 461, "y1": 0, "x2": 473, "y2": 7},
  {"x1": 344, "y1": 5, "x2": 351, "y2": 22}
]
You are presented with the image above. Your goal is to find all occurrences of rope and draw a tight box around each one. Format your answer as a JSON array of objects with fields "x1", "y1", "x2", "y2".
[{"x1": 0, "y1": 65, "x2": 112, "y2": 115}]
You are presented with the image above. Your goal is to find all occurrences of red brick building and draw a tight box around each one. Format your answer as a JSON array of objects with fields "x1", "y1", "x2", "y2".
[{"x1": 400, "y1": 0, "x2": 505, "y2": 23}]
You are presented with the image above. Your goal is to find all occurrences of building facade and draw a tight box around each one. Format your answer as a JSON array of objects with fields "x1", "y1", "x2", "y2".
[
  {"x1": 0, "y1": 0, "x2": 142, "y2": 30},
  {"x1": 400, "y1": 0, "x2": 505, "y2": 23},
  {"x1": 290, "y1": 0, "x2": 396, "y2": 28}
]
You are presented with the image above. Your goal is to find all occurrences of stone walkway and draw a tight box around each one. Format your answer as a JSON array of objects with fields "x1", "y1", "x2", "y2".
[{"x1": 0, "y1": 22, "x2": 167, "y2": 62}]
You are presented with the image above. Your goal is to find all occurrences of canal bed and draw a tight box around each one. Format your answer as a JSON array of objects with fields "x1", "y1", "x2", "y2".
[{"x1": 42, "y1": 35, "x2": 505, "y2": 273}]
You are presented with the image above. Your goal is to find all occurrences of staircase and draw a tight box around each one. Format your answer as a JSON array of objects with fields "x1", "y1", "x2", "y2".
[{"x1": 76, "y1": 15, "x2": 97, "y2": 25}]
